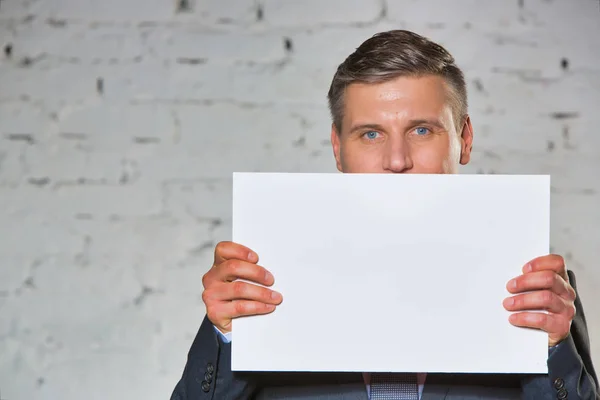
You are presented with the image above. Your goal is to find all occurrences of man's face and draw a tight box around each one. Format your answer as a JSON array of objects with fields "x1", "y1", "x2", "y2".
[{"x1": 331, "y1": 75, "x2": 473, "y2": 174}]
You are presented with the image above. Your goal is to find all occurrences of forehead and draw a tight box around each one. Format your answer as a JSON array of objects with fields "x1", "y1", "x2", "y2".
[{"x1": 342, "y1": 75, "x2": 455, "y2": 127}]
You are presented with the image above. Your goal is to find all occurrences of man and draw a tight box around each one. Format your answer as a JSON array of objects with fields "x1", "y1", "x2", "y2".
[{"x1": 171, "y1": 30, "x2": 599, "y2": 400}]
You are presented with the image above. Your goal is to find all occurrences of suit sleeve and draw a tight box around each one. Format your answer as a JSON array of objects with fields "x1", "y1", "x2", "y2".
[
  {"x1": 521, "y1": 270, "x2": 599, "y2": 400},
  {"x1": 170, "y1": 315, "x2": 258, "y2": 400}
]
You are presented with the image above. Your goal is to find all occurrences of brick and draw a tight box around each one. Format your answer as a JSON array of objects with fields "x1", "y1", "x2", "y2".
[
  {"x1": 23, "y1": 145, "x2": 119, "y2": 184},
  {"x1": 34, "y1": 343, "x2": 159, "y2": 399},
  {"x1": 73, "y1": 216, "x2": 213, "y2": 283},
  {"x1": 0, "y1": 102, "x2": 51, "y2": 136},
  {"x1": 9, "y1": 104, "x2": 177, "y2": 186},
  {"x1": 4, "y1": 257, "x2": 141, "y2": 326},
  {"x1": 62, "y1": 184, "x2": 163, "y2": 217},
  {"x1": 0, "y1": 141, "x2": 27, "y2": 184},
  {"x1": 0, "y1": 0, "x2": 35, "y2": 19},
  {"x1": 55, "y1": 103, "x2": 176, "y2": 149},
  {"x1": 520, "y1": 0, "x2": 600, "y2": 40},
  {"x1": 224, "y1": 62, "x2": 332, "y2": 104},
  {"x1": 0, "y1": 289, "x2": 159, "y2": 399},
  {"x1": 8, "y1": 103, "x2": 173, "y2": 184},
  {"x1": 176, "y1": 103, "x2": 306, "y2": 148},
  {"x1": 262, "y1": 0, "x2": 382, "y2": 27},
  {"x1": 0, "y1": 213, "x2": 84, "y2": 293},
  {"x1": 185, "y1": 0, "x2": 257, "y2": 25},
  {"x1": 449, "y1": 32, "x2": 599, "y2": 77},
  {"x1": 466, "y1": 72, "x2": 600, "y2": 157},
  {"x1": 0, "y1": 340, "x2": 40, "y2": 400},
  {"x1": 286, "y1": 23, "x2": 398, "y2": 69},
  {"x1": 0, "y1": 63, "x2": 99, "y2": 102},
  {"x1": 28, "y1": 0, "x2": 175, "y2": 22},
  {"x1": 135, "y1": 103, "x2": 336, "y2": 180},
  {"x1": 468, "y1": 151, "x2": 600, "y2": 192},
  {"x1": 146, "y1": 29, "x2": 286, "y2": 64},
  {"x1": 467, "y1": 109, "x2": 600, "y2": 158},
  {"x1": 118, "y1": 61, "x2": 330, "y2": 104},
  {"x1": 210, "y1": 217, "x2": 233, "y2": 246},
  {"x1": 387, "y1": 0, "x2": 519, "y2": 29},
  {"x1": 5, "y1": 23, "x2": 145, "y2": 63},
  {"x1": 0, "y1": 215, "x2": 83, "y2": 257},
  {"x1": 164, "y1": 179, "x2": 232, "y2": 221},
  {"x1": 552, "y1": 191, "x2": 600, "y2": 231},
  {"x1": 0, "y1": 183, "x2": 163, "y2": 219}
]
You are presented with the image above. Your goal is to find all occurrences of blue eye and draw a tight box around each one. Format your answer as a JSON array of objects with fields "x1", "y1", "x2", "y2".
[
  {"x1": 364, "y1": 131, "x2": 379, "y2": 140},
  {"x1": 415, "y1": 127, "x2": 429, "y2": 135}
]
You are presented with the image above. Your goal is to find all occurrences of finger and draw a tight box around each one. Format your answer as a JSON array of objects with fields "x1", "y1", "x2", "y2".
[
  {"x1": 503, "y1": 290, "x2": 568, "y2": 314},
  {"x1": 214, "y1": 241, "x2": 258, "y2": 265},
  {"x1": 508, "y1": 312, "x2": 570, "y2": 336},
  {"x1": 205, "y1": 281, "x2": 283, "y2": 304},
  {"x1": 208, "y1": 301, "x2": 277, "y2": 332},
  {"x1": 215, "y1": 259, "x2": 275, "y2": 286},
  {"x1": 229, "y1": 300, "x2": 277, "y2": 318},
  {"x1": 507, "y1": 270, "x2": 576, "y2": 301},
  {"x1": 202, "y1": 268, "x2": 218, "y2": 290},
  {"x1": 523, "y1": 254, "x2": 567, "y2": 282},
  {"x1": 218, "y1": 301, "x2": 277, "y2": 323}
]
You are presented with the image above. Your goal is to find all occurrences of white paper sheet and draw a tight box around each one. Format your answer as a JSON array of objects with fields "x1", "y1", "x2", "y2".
[{"x1": 231, "y1": 173, "x2": 550, "y2": 374}]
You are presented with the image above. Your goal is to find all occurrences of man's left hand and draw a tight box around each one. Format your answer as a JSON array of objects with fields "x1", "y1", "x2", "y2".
[{"x1": 503, "y1": 254, "x2": 577, "y2": 348}]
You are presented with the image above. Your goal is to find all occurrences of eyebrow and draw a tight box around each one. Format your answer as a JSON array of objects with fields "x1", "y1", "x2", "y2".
[
  {"x1": 408, "y1": 118, "x2": 446, "y2": 129},
  {"x1": 349, "y1": 123, "x2": 385, "y2": 133},
  {"x1": 407, "y1": 118, "x2": 447, "y2": 130},
  {"x1": 349, "y1": 119, "x2": 447, "y2": 133}
]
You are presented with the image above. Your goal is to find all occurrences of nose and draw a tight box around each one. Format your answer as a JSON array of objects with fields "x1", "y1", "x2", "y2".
[{"x1": 382, "y1": 135, "x2": 413, "y2": 173}]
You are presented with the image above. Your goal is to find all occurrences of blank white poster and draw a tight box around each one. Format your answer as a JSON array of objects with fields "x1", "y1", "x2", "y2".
[{"x1": 231, "y1": 173, "x2": 550, "y2": 374}]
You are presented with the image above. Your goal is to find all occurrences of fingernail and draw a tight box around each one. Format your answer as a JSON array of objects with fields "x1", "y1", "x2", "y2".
[
  {"x1": 504, "y1": 297, "x2": 514, "y2": 307},
  {"x1": 271, "y1": 291, "x2": 281, "y2": 300},
  {"x1": 509, "y1": 279, "x2": 517, "y2": 290},
  {"x1": 265, "y1": 271, "x2": 273, "y2": 282},
  {"x1": 524, "y1": 263, "x2": 533, "y2": 273},
  {"x1": 248, "y1": 251, "x2": 257, "y2": 262}
]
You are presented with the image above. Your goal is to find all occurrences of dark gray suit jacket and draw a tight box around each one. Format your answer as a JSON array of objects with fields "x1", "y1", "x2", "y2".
[{"x1": 171, "y1": 271, "x2": 599, "y2": 400}]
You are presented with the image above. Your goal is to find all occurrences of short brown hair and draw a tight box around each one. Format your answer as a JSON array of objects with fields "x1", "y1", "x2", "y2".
[{"x1": 327, "y1": 29, "x2": 468, "y2": 132}]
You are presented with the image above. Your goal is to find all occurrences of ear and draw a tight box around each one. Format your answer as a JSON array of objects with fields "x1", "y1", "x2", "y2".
[
  {"x1": 459, "y1": 115, "x2": 474, "y2": 165},
  {"x1": 330, "y1": 124, "x2": 343, "y2": 172}
]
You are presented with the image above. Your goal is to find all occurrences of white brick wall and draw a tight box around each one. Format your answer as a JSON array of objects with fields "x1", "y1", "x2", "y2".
[{"x1": 1, "y1": 0, "x2": 599, "y2": 399}]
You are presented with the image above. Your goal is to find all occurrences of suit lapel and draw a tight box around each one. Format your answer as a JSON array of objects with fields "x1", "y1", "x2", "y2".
[
  {"x1": 420, "y1": 373, "x2": 522, "y2": 400},
  {"x1": 421, "y1": 384, "x2": 449, "y2": 400},
  {"x1": 322, "y1": 373, "x2": 368, "y2": 400},
  {"x1": 330, "y1": 382, "x2": 369, "y2": 400},
  {"x1": 421, "y1": 374, "x2": 449, "y2": 400},
  {"x1": 254, "y1": 372, "x2": 369, "y2": 400}
]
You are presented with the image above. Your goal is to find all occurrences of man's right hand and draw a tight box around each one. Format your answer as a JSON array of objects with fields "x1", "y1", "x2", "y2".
[{"x1": 202, "y1": 241, "x2": 283, "y2": 334}]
